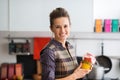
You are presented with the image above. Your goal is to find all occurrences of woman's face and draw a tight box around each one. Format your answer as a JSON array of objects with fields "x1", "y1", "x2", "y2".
[{"x1": 51, "y1": 17, "x2": 70, "y2": 42}]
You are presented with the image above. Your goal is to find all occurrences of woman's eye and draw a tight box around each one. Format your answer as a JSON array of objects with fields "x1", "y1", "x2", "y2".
[
  {"x1": 55, "y1": 26, "x2": 60, "y2": 28},
  {"x1": 64, "y1": 25, "x2": 68, "y2": 28}
]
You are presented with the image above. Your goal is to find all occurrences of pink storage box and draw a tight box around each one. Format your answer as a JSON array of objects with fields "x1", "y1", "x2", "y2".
[
  {"x1": 104, "y1": 19, "x2": 111, "y2": 25},
  {"x1": 104, "y1": 19, "x2": 111, "y2": 32}
]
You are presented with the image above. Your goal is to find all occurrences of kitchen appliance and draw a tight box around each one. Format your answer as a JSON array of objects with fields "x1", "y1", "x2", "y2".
[
  {"x1": 9, "y1": 40, "x2": 16, "y2": 53},
  {"x1": 8, "y1": 63, "x2": 15, "y2": 79},
  {"x1": 87, "y1": 42, "x2": 112, "y2": 80},
  {"x1": 87, "y1": 63, "x2": 104, "y2": 80},
  {"x1": 17, "y1": 55, "x2": 37, "y2": 79},
  {"x1": 0, "y1": 63, "x2": 8, "y2": 80},
  {"x1": 96, "y1": 42, "x2": 112, "y2": 74},
  {"x1": 23, "y1": 40, "x2": 30, "y2": 53}
]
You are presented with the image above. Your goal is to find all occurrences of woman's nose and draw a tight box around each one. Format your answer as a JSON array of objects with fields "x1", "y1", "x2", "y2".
[{"x1": 61, "y1": 27, "x2": 65, "y2": 33}]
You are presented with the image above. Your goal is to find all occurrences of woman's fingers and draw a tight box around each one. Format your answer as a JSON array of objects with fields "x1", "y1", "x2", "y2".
[{"x1": 74, "y1": 68, "x2": 91, "y2": 79}]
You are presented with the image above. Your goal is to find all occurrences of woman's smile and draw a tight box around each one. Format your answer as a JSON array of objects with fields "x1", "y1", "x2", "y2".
[{"x1": 51, "y1": 17, "x2": 70, "y2": 43}]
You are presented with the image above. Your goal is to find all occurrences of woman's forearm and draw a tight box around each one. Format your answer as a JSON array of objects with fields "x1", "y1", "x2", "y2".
[{"x1": 56, "y1": 73, "x2": 77, "y2": 80}]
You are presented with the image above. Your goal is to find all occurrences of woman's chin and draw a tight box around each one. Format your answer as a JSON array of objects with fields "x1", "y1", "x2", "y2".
[{"x1": 60, "y1": 37, "x2": 67, "y2": 41}]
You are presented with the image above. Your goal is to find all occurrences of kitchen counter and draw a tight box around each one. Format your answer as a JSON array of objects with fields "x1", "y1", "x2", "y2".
[{"x1": 109, "y1": 56, "x2": 120, "y2": 60}]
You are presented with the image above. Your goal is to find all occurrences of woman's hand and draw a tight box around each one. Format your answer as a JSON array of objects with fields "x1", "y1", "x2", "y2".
[
  {"x1": 56, "y1": 63, "x2": 92, "y2": 80},
  {"x1": 73, "y1": 63, "x2": 92, "y2": 79}
]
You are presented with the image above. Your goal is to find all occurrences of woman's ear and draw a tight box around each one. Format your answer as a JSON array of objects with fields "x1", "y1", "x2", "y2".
[{"x1": 50, "y1": 26, "x2": 53, "y2": 32}]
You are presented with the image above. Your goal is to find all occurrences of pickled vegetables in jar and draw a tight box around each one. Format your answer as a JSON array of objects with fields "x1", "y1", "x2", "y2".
[{"x1": 81, "y1": 53, "x2": 96, "y2": 70}]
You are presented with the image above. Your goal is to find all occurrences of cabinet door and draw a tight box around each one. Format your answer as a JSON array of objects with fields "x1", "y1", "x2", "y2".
[
  {"x1": 10, "y1": 0, "x2": 93, "y2": 32},
  {"x1": 0, "y1": 0, "x2": 8, "y2": 31}
]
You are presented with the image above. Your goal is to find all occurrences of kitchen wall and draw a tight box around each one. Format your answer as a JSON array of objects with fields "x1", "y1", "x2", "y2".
[
  {"x1": 93, "y1": 0, "x2": 120, "y2": 78},
  {"x1": 0, "y1": 0, "x2": 120, "y2": 79},
  {"x1": 0, "y1": 31, "x2": 16, "y2": 63},
  {"x1": 94, "y1": 0, "x2": 120, "y2": 19}
]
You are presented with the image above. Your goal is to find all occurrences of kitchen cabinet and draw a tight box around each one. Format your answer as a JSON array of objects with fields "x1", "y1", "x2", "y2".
[
  {"x1": 0, "y1": 0, "x2": 9, "y2": 31},
  {"x1": 9, "y1": 0, "x2": 93, "y2": 32}
]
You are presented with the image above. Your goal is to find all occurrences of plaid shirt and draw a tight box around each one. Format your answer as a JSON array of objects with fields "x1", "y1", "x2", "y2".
[{"x1": 40, "y1": 39, "x2": 78, "y2": 80}]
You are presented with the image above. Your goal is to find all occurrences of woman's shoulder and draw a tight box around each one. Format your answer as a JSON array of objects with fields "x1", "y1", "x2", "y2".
[{"x1": 40, "y1": 42, "x2": 56, "y2": 55}]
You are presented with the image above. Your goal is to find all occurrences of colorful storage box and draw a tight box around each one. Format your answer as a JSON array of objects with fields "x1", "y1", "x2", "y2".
[
  {"x1": 112, "y1": 19, "x2": 119, "y2": 32},
  {"x1": 95, "y1": 19, "x2": 102, "y2": 32},
  {"x1": 104, "y1": 19, "x2": 111, "y2": 32}
]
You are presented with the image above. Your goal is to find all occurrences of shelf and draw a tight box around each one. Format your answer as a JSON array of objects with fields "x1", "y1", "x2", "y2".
[
  {"x1": 5, "y1": 31, "x2": 120, "y2": 40},
  {"x1": 70, "y1": 32, "x2": 120, "y2": 40},
  {"x1": 9, "y1": 52, "x2": 32, "y2": 55}
]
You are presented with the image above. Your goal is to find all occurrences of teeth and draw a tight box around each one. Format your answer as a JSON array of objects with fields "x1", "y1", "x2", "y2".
[{"x1": 60, "y1": 34, "x2": 65, "y2": 36}]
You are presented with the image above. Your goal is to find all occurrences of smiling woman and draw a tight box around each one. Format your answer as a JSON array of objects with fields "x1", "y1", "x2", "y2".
[{"x1": 40, "y1": 7, "x2": 92, "y2": 80}]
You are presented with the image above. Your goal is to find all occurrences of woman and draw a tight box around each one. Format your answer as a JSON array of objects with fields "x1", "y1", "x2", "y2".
[{"x1": 40, "y1": 7, "x2": 90, "y2": 80}]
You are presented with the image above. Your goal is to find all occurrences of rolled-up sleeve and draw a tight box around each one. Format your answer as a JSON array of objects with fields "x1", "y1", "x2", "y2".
[{"x1": 40, "y1": 48, "x2": 55, "y2": 80}]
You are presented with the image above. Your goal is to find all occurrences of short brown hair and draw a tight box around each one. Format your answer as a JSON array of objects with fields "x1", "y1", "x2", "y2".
[{"x1": 49, "y1": 7, "x2": 71, "y2": 27}]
